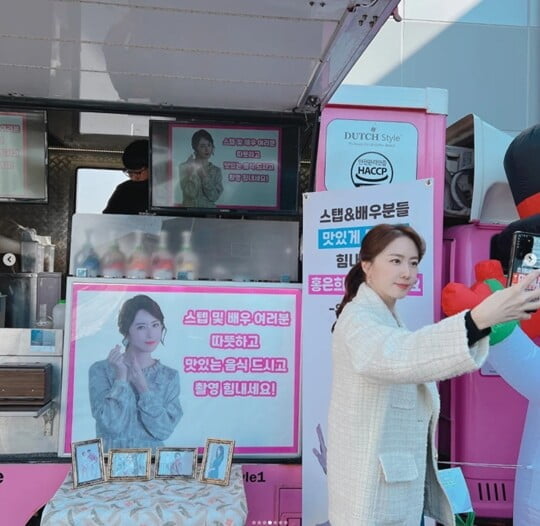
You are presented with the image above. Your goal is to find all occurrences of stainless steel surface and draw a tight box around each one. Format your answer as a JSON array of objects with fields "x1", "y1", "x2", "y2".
[
  {"x1": 0, "y1": 150, "x2": 78, "y2": 277},
  {"x1": 0, "y1": 272, "x2": 61, "y2": 328},
  {"x1": 0, "y1": 328, "x2": 63, "y2": 454},
  {"x1": 0, "y1": 273, "x2": 38, "y2": 327},
  {"x1": 0, "y1": 400, "x2": 54, "y2": 418},
  {"x1": 0, "y1": 0, "x2": 400, "y2": 111},
  {"x1": 0, "y1": 294, "x2": 5, "y2": 328}
]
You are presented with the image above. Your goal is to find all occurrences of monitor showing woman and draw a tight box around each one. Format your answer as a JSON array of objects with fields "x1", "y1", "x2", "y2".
[
  {"x1": 89, "y1": 295, "x2": 182, "y2": 451},
  {"x1": 175, "y1": 129, "x2": 223, "y2": 208}
]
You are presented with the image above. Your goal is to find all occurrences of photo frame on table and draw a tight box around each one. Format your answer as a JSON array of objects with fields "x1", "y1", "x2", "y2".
[
  {"x1": 155, "y1": 447, "x2": 197, "y2": 479},
  {"x1": 108, "y1": 448, "x2": 152, "y2": 481},
  {"x1": 200, "y1": 438, "x2": 235, "y2": 486},
  {"x1": 71, "y1": 438, "x2": 106, "y2": 488}
]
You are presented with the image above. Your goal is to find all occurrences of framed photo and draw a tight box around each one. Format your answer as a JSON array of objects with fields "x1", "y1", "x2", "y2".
[
  {"x1": 108, "y1": 448, "x2": 152, "y2": 481},
  {"x1": 200, "y1": 438, "x2": 235, "y2": 486},
  {"x1": 71, "y1": 438, "x2": 106, "y2": 488},
  {"x1": 155, "y1": 447, "x2": 197, "y2": 479}
]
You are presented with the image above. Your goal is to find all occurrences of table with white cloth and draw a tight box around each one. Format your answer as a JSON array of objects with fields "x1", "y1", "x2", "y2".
[{"x1": 40, "y1": 464, "x2": 247, "y2": 526}]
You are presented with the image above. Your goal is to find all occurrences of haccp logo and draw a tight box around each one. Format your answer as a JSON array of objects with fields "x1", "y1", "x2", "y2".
[{"x1": 350, "y1": 151, "x2": 393, "y2": 187}]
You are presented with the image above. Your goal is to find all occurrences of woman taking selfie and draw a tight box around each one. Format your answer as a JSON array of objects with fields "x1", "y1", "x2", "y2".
[{"x1": 327, "y1": 223, "x2": 540, "y2": 526}]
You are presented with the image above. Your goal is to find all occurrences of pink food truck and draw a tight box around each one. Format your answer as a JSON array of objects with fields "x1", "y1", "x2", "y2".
[
  {"x1": 0, "y1": 1, "x2": 403, "y2": 525},
  {"x1": 1, "y1": 2, "x2": 531, "y2": 526}
]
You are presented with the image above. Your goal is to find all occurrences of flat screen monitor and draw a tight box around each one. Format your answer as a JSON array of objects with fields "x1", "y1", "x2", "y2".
[
  {"x1": 0, "y1": 109, "x2": 47, "y2": 202},
  {"x1": 150, "y1": 119, "x2": 300, "y2": 216}
]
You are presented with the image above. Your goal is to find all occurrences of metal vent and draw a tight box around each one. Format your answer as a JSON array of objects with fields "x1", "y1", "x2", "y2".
[{"x1": 476, "y1": 481, "x2": 508, "y2": 502}]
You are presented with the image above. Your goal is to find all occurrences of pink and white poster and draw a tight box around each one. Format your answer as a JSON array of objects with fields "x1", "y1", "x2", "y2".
[
  {"x1": 59, "y1": 279, "x2": 301, "y2": 458},
  {"x1": 302, "y1": 180, "x2": 434, "y2": 525}
]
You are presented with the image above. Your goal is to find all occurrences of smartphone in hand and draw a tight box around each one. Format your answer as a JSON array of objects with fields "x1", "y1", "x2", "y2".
[{"x1": 507, "y1": 232, "x2": 540, "y2": 312}]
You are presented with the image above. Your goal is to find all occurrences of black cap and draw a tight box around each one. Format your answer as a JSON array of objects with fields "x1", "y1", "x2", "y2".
[
  {"x1": 503, "y1": 124, "x2": 540, "y2": 213},
  {"x1": 122, "y1": 139, "x2": 149, "y2": 170}
]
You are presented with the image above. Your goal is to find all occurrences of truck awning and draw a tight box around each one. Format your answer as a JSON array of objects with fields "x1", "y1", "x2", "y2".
[{"x1": 0, "y1": 0, "x2": 400, "y2": 112}]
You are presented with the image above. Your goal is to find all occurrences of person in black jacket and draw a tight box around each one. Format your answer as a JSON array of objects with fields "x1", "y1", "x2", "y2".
[{"x1": 103, "y1": 139, "x2": 150, "y2": 214}]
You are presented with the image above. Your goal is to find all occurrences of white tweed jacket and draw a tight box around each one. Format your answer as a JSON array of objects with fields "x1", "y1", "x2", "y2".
[{"x1": 327, "y1": 283, "x2": 489, "y2": 526}]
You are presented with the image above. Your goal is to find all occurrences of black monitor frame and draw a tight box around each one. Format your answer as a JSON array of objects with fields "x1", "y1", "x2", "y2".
[
  {"x1": 149, "y1": 114, "x2": 302, "y2": 218},
  {"x1": 0, "y1": 109, "x2": 48, "y2": 203}
]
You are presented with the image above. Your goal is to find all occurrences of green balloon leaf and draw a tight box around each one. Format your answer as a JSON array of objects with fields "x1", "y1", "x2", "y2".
[{"x1": 484, "y1": 279, "x2": 518, "y2": 345}]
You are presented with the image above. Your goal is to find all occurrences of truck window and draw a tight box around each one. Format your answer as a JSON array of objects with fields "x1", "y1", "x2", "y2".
[{"x1": 75, "y1": 168, "x2": 125, "y2": 213}]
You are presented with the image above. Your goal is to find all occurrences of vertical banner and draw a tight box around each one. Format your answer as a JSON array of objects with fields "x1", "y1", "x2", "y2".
[{"x1": 302, "y1": 180, "x2": 434, "y2": 525}]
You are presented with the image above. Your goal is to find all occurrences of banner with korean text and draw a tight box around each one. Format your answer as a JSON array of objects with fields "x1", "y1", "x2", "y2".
[
  {"x1": 59, "y1": 279, "x2": 301, "y2": 458},
  {"x1": 302, "y1": 179, "x2": 434, "y2": 525}
]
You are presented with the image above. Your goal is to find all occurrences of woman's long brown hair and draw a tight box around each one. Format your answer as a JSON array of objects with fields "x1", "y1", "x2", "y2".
[{"x1": 332, "y1": 224, "x2": 425, "y2": 330}]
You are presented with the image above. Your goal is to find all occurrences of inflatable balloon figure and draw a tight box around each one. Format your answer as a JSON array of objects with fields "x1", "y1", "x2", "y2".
[
  {"x1": 442, "y1": 123, "x2": 540, "y2": 524},
  {"x1": 442, "y1": 260, "x2": 540, "y2": 525},
  {"x1": 503, "y1": 124, "x2": 540, "y2": 220},
  {"x1": 490, "y1": 121, "x2": 540, "y2": 309}
]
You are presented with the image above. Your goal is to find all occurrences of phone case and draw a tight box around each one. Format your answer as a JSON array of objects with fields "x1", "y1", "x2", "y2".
[{"x1": 507, "y1": 231, "x2": 540, "y2": 289}]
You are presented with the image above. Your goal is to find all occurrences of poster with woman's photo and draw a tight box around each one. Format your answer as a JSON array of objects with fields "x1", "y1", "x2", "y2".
[
  {"x1": 151, "y1": 122, "x2": 282, "y2": 210},
  {"x1": 58, "y1": 279, "x2": 301, "y2": 459}
]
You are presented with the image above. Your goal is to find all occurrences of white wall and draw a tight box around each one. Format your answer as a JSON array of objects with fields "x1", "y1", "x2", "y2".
[{"x1": 344, "y1": 0, "x2": 540, "y2": 134}]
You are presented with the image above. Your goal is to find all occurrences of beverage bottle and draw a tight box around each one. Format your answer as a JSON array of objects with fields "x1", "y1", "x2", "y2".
[
  {"x1": 35, "y1": 303, "x2": 53, "y2": 329},
  {"x1": 101, "y1": 236, "x2": 126, "y2": 278},
  {"x1": 73, "y1": 230, "x2": 100, "y2": 277},
  {"x1": 151, "y1": 231, "x2": 174, "y2": 280},
  {"x1": 126, "y1": 231, "x2": 150, "y2": 279},
  {"x1": 175, "y1": 230, "x2": 199, "y2": 280},
  {"x1": 52, "y1": 300, "x2": 66, "y2": 330},
  {"x1": 43, "y1": 236, "x2": 55, "y2": 272}
]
